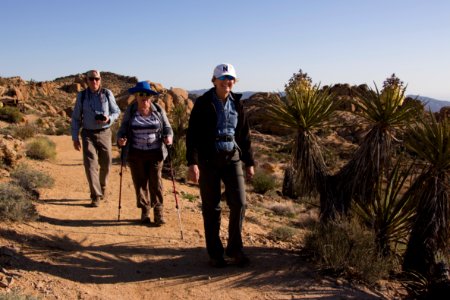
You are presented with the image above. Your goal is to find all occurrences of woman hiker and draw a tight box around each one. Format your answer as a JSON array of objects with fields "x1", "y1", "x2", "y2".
[{"x1": 117, "y1": 81, "x2": 173, "y2": 226}]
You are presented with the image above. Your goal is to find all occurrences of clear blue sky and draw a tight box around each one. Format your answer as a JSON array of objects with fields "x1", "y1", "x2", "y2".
[{"x1": 1, "y1": 0, "x2": 449, "y2": 99}]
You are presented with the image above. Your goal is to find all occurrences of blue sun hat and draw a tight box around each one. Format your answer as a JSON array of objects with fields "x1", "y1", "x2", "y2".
[{"x1": 128, "y1": 81, "x2": 158, "y2": 95}]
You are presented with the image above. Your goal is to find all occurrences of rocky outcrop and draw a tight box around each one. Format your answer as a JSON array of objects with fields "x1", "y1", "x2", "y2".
[
  {"x1": 438, "y1": 106, "x2": 450, "y2": 121},
  {"x1": 0, "y1": 134, "x2": 24, "y2": 171}
]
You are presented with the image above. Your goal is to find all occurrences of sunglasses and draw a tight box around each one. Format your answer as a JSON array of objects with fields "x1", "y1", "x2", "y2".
[
  {"x1": 217, "y1": 75, "x2": 235, "y2": 81},
  {"x1": 88, "y1": 77, "x2": 100, "y2": 82},
  {"x1": 136, "y1": 92, "x2": 151, "y2": 97}
]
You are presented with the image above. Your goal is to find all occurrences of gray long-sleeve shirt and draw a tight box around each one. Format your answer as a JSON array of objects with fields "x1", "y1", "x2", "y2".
[{"x1": 71, "y1": 88, "x2": 120, "y2": 141}]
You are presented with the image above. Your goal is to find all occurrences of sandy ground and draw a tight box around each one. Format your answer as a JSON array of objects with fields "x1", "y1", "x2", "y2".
[{"x1": 0, "y1": 135, "x2": 398, "y2": 299}]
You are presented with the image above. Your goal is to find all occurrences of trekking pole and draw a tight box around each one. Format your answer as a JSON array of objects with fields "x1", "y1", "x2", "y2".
[
  {"x1": 118, "y1": 147, "x2": 125, "y2": 222},
  {"x1": 168, "y1": 146, "x2": 184, "y2": 240}
]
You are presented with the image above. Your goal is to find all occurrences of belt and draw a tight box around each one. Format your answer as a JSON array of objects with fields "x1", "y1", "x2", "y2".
[
  {"x1": 216, "y1": 135, "x2": 234, "y2": 142},
  {"x1": 84, "y1": 127, "x2": 109, "y2": 133}
]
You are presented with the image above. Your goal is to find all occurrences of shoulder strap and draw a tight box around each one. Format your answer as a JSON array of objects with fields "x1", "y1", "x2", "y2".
[
  {"x1": 152, "y1": 102, "x2": 163, "y2": 114},
  {"x1": 101, "y1": 88, "x2": 110, "y2": 103},
  {"x1": 79, "y1": 90, "x2": 87, "y2": 120}
]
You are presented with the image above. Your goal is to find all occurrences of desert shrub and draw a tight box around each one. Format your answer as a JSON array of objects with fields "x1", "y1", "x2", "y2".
[
  {"x1": 11, "y1": 124, "x2": 39, "y2": 140},
  {"x1": 0, "y1": 291, "x2": 39, "y2": 300},
  {"x1": 303, "y1": 218, "x2": 395, "y2": 284},
  {"x1": 0, "y1": 106, "x2": 23, "y2": 123},
  {"x1": 269, "y1": 225, "x2": 295, "y2": 241},
  {"x1": 252, "y1": 170, "x2": 277, "y2": 194},
  {"x1": 110, "y1": 120, "x2": 121, "y2": 144},
  {"x1": 180, "y1": 191, "x2": 197, "y2": 202},
  {"x1": 0, "y1": 182, "x2": 37, "y2": 222},
  {"x1": 266, "y1": 202, "x2": 297, "y2": 218},
  {"x1": 25, "y1": 136, "x2": 56, "y2": 160},
  {"x1": 11, "y1": 163, "x2": 54, "y2": 194},
  {"x1": 54, "y1": 119, "x2": 70, "y2": 136},
  {"x1": 169, "y1": 138, "x2": 187, "y2": 175},
  {"x1": 169, "y1": 102, "x2": 189, "y2": 174}
]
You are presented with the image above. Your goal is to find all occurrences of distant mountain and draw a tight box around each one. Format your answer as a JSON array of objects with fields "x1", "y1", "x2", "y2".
[
  {"x1": 188, "y1": 89, "x2": 256, "y2": 100},
  {"x1": 407, "y1": 95, "x2": 450, "y2": 112}
]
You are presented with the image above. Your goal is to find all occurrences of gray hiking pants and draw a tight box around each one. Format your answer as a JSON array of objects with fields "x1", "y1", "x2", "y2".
[{"x1": 81, "y1": 128, "x2": 112, "y2": 200}]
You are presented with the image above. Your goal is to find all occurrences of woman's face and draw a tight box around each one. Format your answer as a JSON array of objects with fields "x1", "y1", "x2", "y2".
[
  {"x1": 214, "y1": 75, "x2": 235, "y2": 96},
  {"x1": 135, "y1": 92, "x2": 152, "y2": 109}
]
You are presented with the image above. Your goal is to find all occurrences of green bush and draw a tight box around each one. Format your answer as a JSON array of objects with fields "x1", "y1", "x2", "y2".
[
  {"x1": 303, "y1": 218, "x2": 394, "y2": 284},
  {"x1": 0, "y1": 106, "x2": 23, "y2": 123},
  {"x1": 54, "y1": 119, "x2": 71, "y2": 136},
  {"x1": 169, "y1": 138, "x2": 187, "y2": 175},
  {"x1": 180, "y1": 191, "x2": 197, "y2": 202},
  {"x1": 269, "y1": 225, "x2": 295, "y2": 241},
  {"x1": 12, "y1": 124, "x2": 39, "y2": 140},
  {"x1": 0, "y1": 182, "x2": 37, "y2": 222},
  {"x1": 11, "y1": 163, "x2": 54, "y2": 194},
  {"x1": 252, "y1": 170, "x2": 277, "y2": 194},
  {"x1": 26, "y1": 136, "x2": 56, "y2": 160}
]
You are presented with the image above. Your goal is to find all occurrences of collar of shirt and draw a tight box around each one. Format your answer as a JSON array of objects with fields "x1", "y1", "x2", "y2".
[{"x1": 213, "y1": 90, "x2": 234, "y2": 104}]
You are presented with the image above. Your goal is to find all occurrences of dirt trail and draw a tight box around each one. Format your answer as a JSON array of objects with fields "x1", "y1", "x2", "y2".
[{"x1": 0, "y1": 135, "x2": 387, "y2": 299}]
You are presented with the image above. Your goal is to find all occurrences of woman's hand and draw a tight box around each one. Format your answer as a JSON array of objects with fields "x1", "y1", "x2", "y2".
[
  {"x1": 246, "y1": 166, "x2": 255, "y2": 181},
  {"x1": 118, "y1": 137, "x2": 127, "y2": 147},
  {"x1": 187, "y1": 164, "x2": 200, "y2": 184},
  {"x1": 163, "y1": 136, "x2": 173, "y2": 145}
]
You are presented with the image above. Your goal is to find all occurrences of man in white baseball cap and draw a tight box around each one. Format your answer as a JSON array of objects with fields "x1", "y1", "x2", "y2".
[
  {"x1": 187, "y1": 63, "x2": 255, "y2": 268},
  {"x1": 212, "y1": 63, "x2": 237, "y2": 80}
]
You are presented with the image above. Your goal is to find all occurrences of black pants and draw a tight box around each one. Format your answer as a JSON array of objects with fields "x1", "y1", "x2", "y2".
[{"x1": 198, "y1": 151, "x2": 246, "y2": 259}]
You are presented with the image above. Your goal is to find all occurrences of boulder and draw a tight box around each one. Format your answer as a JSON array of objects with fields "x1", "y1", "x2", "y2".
[
  {"x1": 41, "y1": 100, "x2": 58, "y2": 115},
  {"x1": 0, "y1": 134, "x2": 24, "y2": 168},
  {"x1": 439, "y1": 106, "x2": 450, "y2": 121}
]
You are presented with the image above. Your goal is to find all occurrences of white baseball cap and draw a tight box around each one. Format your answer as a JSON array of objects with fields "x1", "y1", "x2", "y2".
[{"x1": 213, "y1": 63, "x2": 237, "y2": 79}]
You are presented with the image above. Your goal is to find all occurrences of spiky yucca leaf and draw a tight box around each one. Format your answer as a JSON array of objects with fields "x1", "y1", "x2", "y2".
[
  {"x1": 257, "y1": 85, "x2": 340, "y2": 195},
  {"x1": 355, "y1": 84, "x2": 419, "y2": 128},
  {"x1": 353, "y1": 159, "x2": 417, "y2": 256},
  {"x1": 260, "y1": 85, "x2": 339, "y2": 132},
  {"x1": 403, "y1": 115, "x2": 450, "y2": 276},
  {"x1": 338, "y1": 83, "x2": 420, "y2": 205},
  {"x1": 405, "y1": 114, "x2": 450, "y2": 171}
]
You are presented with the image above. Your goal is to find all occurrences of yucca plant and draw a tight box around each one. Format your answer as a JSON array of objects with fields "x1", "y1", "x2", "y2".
[
  {"x1": 353, "y1": 158, "x2": 417, "y2": 257},
  {"x1": 335, "y1": 76, "x2": 420, "y2": 215},
  {"x1": 402, "y1": 114, "x2": 450, "y2": 280},
  {"x1": 168, "y1": 102, "x2": 189, "y2": 174},
  {"x1": 257, "y1": 70, "x2": 340, "y2": 198}
]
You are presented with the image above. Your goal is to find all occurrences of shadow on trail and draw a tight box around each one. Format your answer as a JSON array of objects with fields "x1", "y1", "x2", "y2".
[
  {"x1": 56, "y1": 163, "x2": 83, "y2": 167},
  {"x1": 38, "y1": 198, "x2": 88, "y2": 207},
  {"x1": 39, "y1": 215, "x2": 138, "y2": 227},
  {"x1": 0, "y1": 228, "x2": 382, "y2": 299}
]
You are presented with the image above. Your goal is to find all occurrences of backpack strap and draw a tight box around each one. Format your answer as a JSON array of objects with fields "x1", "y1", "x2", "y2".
[{"x1": 80, "y1": 88, "x2": 110, "y2": 120}]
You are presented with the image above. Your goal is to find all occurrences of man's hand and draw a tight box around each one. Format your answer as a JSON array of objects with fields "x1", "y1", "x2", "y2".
[
  {"x1": 96, "y1": 115, "x2": 110, "y2": 124},
  {"x1": 187, "y1": 164, "x2": 200, "y2": 184},
  {"x1": 246, "y1": 166, "x2": 255, "y2": 181},
  {"x1": 73, "y1": 140, "x2": 81, "y2": 151},
  {"x1": 163, "y1": 136, "x2": 173, "y2": 145}
]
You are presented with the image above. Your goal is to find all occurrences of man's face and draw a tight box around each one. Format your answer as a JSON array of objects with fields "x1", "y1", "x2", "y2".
[{"x1": 87, "y1": 75, "x2": 101, "y2": 92}]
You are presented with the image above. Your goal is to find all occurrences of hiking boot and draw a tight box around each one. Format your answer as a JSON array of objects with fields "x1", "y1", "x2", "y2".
[
  {"x1": 154, "y1": 206, "x2": 165, "y2": 226},
  {"x1": 227, "y1": 251, "x2": 250, "y2": 267},
  {"x1": 101, "y1": 187, "x2": 107, "y2": 201},
  {"x1": 141, "y1": 206, "x2": 151, "y2": 224},
  {"x1": 209, "y1": 257, "x2": 227, "y2": 268},
  {"x1": 90, "y1": 196, "x2": 101, "y2": 208}
]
